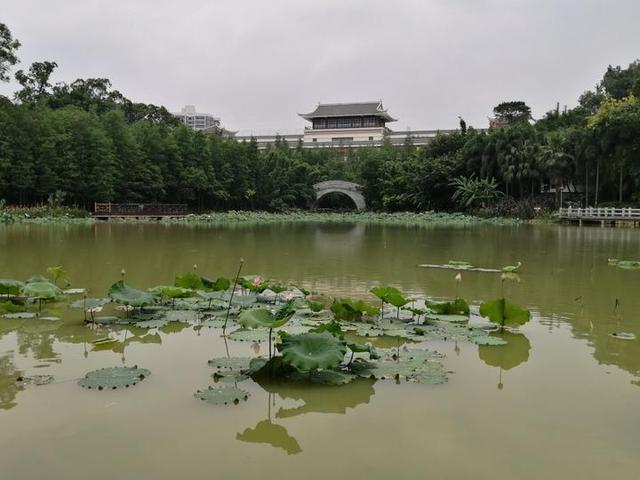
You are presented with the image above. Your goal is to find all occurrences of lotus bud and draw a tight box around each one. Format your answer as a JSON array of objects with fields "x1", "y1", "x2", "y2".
[
  {"x1": 120, "y1": 268, "x2": 126, "y2": 278},
  {"x1": 193, "y1": 264, "x2": 198, "y2": 271},
  {"x1": 455, "y1": 273, "x2": 462, "y2": 283}
]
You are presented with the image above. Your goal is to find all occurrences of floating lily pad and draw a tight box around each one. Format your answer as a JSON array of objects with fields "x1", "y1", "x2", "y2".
[
  {"x1": 135, "y1": 318, "x2": 169, "y2": 329},
  {"x1": 354, "y1": 348, "x2": 447, "y2": 384},
  {"x1": 2, "y1": 312, "x2": 37, "y2": 319},
  {"x1": 63, "y1": 288, "x2": 87, "y2": 295},
  {"x1": 286, "y1": 369, "x2": 357, "y2": 385},
  {"x1": 228, "y1": 328, "x2": 273, "y2": 342},
  {"x1": 610, "y1": 332, "x2": 636, "y2": 340},
  {"x1": 200, "y1": 318, "x2": 227, "y2": 328},
  {"x1": 17, "y1": 374, "x2": 54, "y2": 386},
  {"x1": 69, "y1": 298, "x2": 110, "y2": 309},
  {"x1": 78, "y1": 366, "x2": 150, "y2": 390},
  {"x1": 426, "y1": 314, "x2": 469, "y2": 323},
  {"x1": 194, "y1": 386, "x2": 250, "y2": 405},
  {"x1": 108, "y1": 281, "x2": 157, "y2": 307},
  {"x1": 92, "y1": 316, "x2": 121, "y2": 325},
  {"x1": 208, "y1": 357, "x2": 255, "y2": 371}
]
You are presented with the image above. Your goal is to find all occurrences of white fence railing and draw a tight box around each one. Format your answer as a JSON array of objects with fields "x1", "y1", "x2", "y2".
[{"x1": 558, "y1": 207, "x2": 640, "y2": 219}]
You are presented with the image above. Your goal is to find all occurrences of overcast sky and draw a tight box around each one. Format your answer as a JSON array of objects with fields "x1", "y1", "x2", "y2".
[{"x1": 2, "y1": 0, "x2": 639, "y2": 134}]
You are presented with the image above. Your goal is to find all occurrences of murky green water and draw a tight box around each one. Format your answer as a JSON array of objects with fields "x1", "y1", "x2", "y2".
[{"x1": 1, "y1": 222, "x2": 639, "y2": 479}]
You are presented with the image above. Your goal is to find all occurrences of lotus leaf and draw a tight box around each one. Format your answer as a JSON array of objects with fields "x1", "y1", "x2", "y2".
[
  {"x1": 427, "y1": 298, "x2": 470, "y2": 315},
  {"x1": 63, "y1": 288, "x2": 86, "y2": 295},
  {"x1": 238, "y1": 308, "x2": 290, "y2": 329},
  {"x1": 2, "y1": 312, "x2": 37, "y2": 319},
  {"x1": 21, "y1": 282, "x2": 62, "y2": 300},
  {"x1": 331, "y1": 298, "x2": 379, "y2": 321},
  {"x1": 46, "y1": 266, "x2": 69, "y2": 285},
  {"x1": 78, "y1": 366, "x2": 150, "y2": 390},
  {"x1": 194, "y1": 386, "x2": 249, "y2": 405},
  {"x1": 426, "y1": 313, "x2": 469, "y2": 323},
  {"x1": 162, "y1": 310, "x2": 200, "y2": 323},
  {"x1": 370, "y1": 286, "x2": 409, "y2": 308},
  {"x1": 149, "y1": 285, "x2": 193, "y2": 298},
  {"x1": 201, "y1": 276, "x2": 231, "y2": 291},
  {"x1": 356, "y1": 349, "x2": 447, "y2": 384},
  {"x1": 614, "y1": 260, "x2": 640, "y2": 270},
  {"x1": 418, "y1": 264, "x2": 501, "y2": 273},
  {"x1": 26, "y1": 275, "x2": 49, "y2": 284},
  {"x1": 108, "y1": 281, "x2": 157, "y2": 307},
  {"x1": 69, "y1": 298, "x2": 110, "y2": 309},
  {"x1": 92, "y1": 316, "x2": 121, "y2": 325},
  {"x1": 174, "y1": 272, "x2": 205, "y2": 290},
  {"x1": 278, "y1": 331, "x2": 347, "y2": 370},
  {"x1": 228, "y1": 328, "x2": 273, "y2": 342},
  {"x1": 208, "y1": 357, "x2": 255, "y2": 371},
  {"x1": 135, "y1": 319, "x2": 169, "y2": 329},
  {"x1": 200, "y1": 318, "x2": 227, "y2": 328},
  {"x1": 0, "y1": 279, "x2": 24, "y2": 296},
  {"x1": 285, "y1": 369, "x2": 357, "y2": 385},
  {"x1": 479, "y1": 298, "x2": 530, "y2": 327}
]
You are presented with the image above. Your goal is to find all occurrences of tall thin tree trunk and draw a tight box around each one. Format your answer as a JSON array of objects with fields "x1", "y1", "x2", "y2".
[
  {"x1": 619, "y1": 165, "x2": 623, "y2": 203},
  {"x1": 595, "y1": 159, "x2": 600, "y2": 207},
  {"x1": 585, "y1": 163, "x2": 589, "y2": 207}
]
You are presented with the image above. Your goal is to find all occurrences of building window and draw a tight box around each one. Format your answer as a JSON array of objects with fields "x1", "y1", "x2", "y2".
[
  {"x1": 368, "y1": 136, "x2": 374, "y2": 141},
  {"x1": 312, "y1": 138, "x2": 317, "y2": 142}
]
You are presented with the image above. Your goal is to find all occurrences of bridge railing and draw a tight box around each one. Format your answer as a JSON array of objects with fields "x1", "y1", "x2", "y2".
[
  {"x1": 94, "y1": 203, "x2": 189, "y2": 216},
  {"x1": 558, "y1": 207, "x2": 640, "y2": 219}
]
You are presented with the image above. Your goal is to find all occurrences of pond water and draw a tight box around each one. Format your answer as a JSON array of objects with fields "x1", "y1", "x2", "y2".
[{"x1": 1, "y1": 221, "x2": 639, "y2": 479}]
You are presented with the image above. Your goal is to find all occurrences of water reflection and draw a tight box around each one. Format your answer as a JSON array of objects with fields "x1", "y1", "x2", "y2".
[
  {"x1": 478, "y1": 331, "x2": 531, "y2": 389},
  {"x1": 237, "y1": 393, "x2": 302, "y2": 455},
  {"x1": 0, "y1": 353, "x2": 23, "y2": 410},
  {"x1": 237, "y1": 379, "x2": 376, "y2": 454}
]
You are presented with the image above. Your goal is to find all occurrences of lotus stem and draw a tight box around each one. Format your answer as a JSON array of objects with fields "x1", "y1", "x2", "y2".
[
  {"x1": 223, "y1": 258, "x2": 244, "y2": 332},
  {"x1": 268, "y1": 327, "x2": 273, "y2": 360}
]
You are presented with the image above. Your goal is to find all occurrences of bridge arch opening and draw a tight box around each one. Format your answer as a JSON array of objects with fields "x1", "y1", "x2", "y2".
[
  {"x1": 316, "y1": 191, "x2": 359, "y2": 210},
  {"x1": 312, "y1": 181, "x2": 366, "y2": 210}
]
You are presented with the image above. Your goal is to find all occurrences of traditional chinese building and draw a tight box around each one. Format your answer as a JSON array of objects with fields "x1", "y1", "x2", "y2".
[
  {"x1": 299, "y1": 101, "x2": 396, "y2": 145},
  {"x1": 234, "y1": 100, "x2": 459, "y2": 149}
]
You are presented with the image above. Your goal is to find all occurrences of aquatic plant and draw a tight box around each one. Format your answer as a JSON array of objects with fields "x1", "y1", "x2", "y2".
[
  {"x1": 224, "y1": 259, "x2": 245, "y2": 331},
  {"x1": 502, "y1": 262, "x2": 522, "y2": 273},
  {"x1": 0, "y1": 279, "x2": 23, "y2": 298},
  {"x1": 278, "y1": 331, "x2": 347, "y2": 371},
  {"x1": 237, "y1": 302, "x2": 297, "y2": 358},
  {"x1": 370, "y1": 286, "x2": 410, "y2": 320},
  {"x1": 608, "y1": 259, "x2": 640, "y2": 270},
  {"x1": 479, "y1": 298, "x2": 530, "y2": 328},
  {"x1": 108, "y1": 281, "x2": 157, "y2": 307},
  {"x1": 194, "y1": 386, "x2": 250, "y2": 405},
  {"x1": 46, "y1": 266, "x2": 69, "y2": 286},
  {"x1": 426, "y1": 298, "x2": 470, "y2": 315},
  {"x1": 330, "y1": 298, "x2": 379, "y2": 321},
  {"x1": 78, "y1": 366, "x2": 150, "y2": 390}
]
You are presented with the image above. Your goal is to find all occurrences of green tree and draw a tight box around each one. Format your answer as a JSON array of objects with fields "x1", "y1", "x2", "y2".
[{"x1": 0, "y1": 23, "x2": 20, "y2": 83}]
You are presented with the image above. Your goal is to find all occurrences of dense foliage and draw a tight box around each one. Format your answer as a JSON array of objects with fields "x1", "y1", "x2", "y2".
[{"x1": 1, "y1": 22, "x2": 640, "y2": 215}]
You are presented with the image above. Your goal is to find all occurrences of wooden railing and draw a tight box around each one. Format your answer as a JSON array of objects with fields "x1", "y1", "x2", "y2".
[
  {"x1": 558, "y1": 207, "x2": 640, "y2": 220},
  {"x1": 94, "y1": 203, "x2": 188, "y2": 216}
]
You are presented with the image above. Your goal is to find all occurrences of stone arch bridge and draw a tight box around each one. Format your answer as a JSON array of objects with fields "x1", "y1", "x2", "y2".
[{"x1": 313, "y1": 180, "x2": 366, "y2": 210}]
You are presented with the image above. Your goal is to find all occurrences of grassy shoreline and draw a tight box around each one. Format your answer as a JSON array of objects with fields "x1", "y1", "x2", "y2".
[{"x1": 1, "y1": 208, "x2": 520, "y2": 227}]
